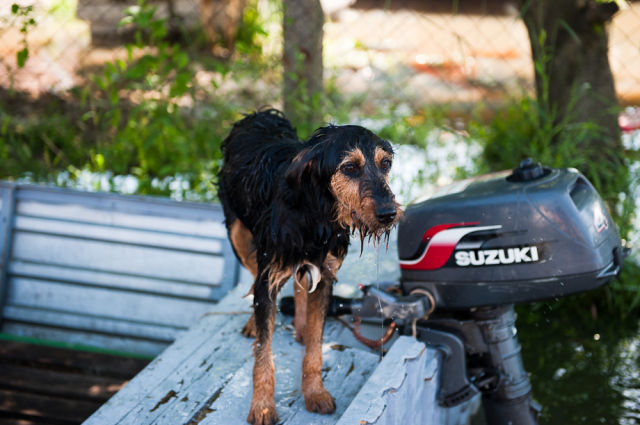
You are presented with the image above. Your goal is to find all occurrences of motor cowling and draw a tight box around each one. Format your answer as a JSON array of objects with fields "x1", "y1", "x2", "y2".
[{"x1": 398, "y1": 160, "x2": 624, "y2": 309}]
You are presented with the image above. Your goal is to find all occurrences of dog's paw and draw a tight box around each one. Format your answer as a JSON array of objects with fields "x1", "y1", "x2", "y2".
[
  {"x1": 242, "y1": 315, "x2": 257, "y2": 338},
  {"x1": 304, "y1": 389, "x2": 336, "y2": 414},
  {"x1": 247, "y1": 401, "x2": 279, "y2": 425}
]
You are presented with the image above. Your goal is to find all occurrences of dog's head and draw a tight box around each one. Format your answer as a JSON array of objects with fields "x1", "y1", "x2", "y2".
[{"x1": 286, "y1": 125, "x2": 402, "y2": 239}]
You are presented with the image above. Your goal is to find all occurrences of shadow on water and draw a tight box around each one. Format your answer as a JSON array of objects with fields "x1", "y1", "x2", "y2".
[{"x1": 517, "y1": 292, "x2": 640, "y2": 425}]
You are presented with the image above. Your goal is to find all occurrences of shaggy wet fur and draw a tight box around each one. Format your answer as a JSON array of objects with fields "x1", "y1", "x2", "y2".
[{"x1": 217, "y1": 109, "x2": 401, "y2": 425}]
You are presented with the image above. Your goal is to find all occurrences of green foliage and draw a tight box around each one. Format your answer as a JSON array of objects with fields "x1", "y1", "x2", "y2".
[
  {"x1": 73, "y1": 0, "x2": 238, "y2": 198},
  {"x1": 323, "y1": 79, "x2": 452, "y2": 148},
  {"x1": 0, "y1": 4, "x2": 37, "y2": 92},
  {"x1": 87, "y1": 4, "x2": 205, "y2": 167},
  {"x1": 1, "y1": 0, "x2": 278, "y2": 200},
  {"x1": 10, "y1": 3, "x2": 36, "y2": 68},
  {"x1": 0, "y1": 100, "x2": 84, "y2": 178},
  {"x1": 470, "y1": 92, "x2": 634, "y2": 235},
  {"x1": 235, "y1": 3, "x2": 268, "y2": 56},
  {"x1": 46, "y1": 0, "x2": 79, "y2": 20}
]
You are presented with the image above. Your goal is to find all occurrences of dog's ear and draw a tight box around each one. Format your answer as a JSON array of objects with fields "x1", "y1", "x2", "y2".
[{"x1": 285, "y1": 147, "x2": 322, "y2": 189}]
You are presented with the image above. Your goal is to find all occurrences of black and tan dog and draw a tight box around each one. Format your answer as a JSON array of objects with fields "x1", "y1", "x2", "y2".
[{"x1": 217, "y1": 109, "x2": 401, "y2": 425}]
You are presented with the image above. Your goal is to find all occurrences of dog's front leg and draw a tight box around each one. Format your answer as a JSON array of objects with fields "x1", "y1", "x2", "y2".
[
  {"x1": 247, "y1": 274, "x2": 278, "y2": 425},
  {"x1": 302, "y1": 275, "x2": 336, "y2": 414}
]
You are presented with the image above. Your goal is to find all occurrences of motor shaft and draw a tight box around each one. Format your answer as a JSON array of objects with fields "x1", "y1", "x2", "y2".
[{"x1": 471, "y1": 306, "x2": 540, "y2": 425}]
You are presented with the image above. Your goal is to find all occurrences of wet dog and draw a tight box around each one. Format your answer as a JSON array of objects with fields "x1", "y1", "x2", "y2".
[{"x1": 217, "y1": 109, "x2": 401, "y2": 425}]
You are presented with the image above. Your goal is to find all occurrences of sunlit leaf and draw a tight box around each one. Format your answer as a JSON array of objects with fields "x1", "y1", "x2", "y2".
[{"x1": 16, "y1": 47, "x2": 28, "y2": 68}]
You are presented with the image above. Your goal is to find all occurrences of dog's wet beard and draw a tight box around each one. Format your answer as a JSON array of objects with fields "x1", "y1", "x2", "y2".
[{"x1": 349, "y1": 216, "x2": 393, "y2": 254}]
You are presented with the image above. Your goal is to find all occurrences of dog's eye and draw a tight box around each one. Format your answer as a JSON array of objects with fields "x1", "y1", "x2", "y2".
[
  {"x1": 380, "y1": 158, "x2": 392, "y2": 173},
  {"x1": 341, "y1": 163, "x2": 360, "y2": 176}
]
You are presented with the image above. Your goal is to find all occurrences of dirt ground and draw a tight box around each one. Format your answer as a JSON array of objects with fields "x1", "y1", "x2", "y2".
[{"x1": 0, "y1": 0, "x2": 639, "y2": 106}]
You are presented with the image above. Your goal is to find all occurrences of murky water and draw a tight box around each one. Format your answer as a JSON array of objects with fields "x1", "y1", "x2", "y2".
[{"x1": 517, "y1": 304, "x2": 640, "y2": 424}]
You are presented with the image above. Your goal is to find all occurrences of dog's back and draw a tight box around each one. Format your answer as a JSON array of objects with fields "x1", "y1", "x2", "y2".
[{"x1": 218, "y1": 109, "x2": 301, "y2": 231}]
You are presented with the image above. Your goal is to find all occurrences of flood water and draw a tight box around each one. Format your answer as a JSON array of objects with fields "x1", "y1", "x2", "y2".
[{"x1": 518, "y1": 302, "x2": 640, "y2": 424}]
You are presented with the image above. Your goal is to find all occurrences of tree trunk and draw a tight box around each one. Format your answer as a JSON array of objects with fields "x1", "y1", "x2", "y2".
[
  {"x1": 282, "y1": 0, "x2": 324, "y2": 132},
  {"x1": 198, "y1": 0, "x2": 246, "y2": 57},
  {"x1": 520, "y1": 0, "x2": 626, "y2": 207}
]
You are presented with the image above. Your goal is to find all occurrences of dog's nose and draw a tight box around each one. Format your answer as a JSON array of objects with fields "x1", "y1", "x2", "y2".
[{"x1": 375, "y1": 206, "x2": 397, "y2": 224}]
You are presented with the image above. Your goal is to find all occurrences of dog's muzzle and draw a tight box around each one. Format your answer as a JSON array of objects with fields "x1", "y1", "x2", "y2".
[{"x1": 375, "y1": 205, "x2": 397, "y2": 225}]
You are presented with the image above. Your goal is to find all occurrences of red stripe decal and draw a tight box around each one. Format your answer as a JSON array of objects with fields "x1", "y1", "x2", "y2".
[
  {"x1": 421, "y1": 222, "x2": 479, "y2": 242},
  {"x1": 400, "y1": 223, "x2": 501, "y2": 271}
]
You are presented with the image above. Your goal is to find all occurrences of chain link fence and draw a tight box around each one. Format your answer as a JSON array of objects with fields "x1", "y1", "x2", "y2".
[
  {"x1": 0, "y1": 0, "x2": 639, "y2": 110},
  {"x1": 325, "y1": 0, "x2": 640, "y2": 112}
]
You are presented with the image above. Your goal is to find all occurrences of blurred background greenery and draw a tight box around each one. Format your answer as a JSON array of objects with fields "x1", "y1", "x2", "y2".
[{"x1": 1, "y1": 1, "x2": 640, "y2": 422}]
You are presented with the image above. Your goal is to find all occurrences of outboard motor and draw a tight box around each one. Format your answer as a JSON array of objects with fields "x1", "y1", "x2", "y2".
[
  {"x1": 282, "y1": 160, "x2": 626, "y2": 424},
  {"x1": 398, "y1": 158, "x2": 623, "y2": 307}
]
